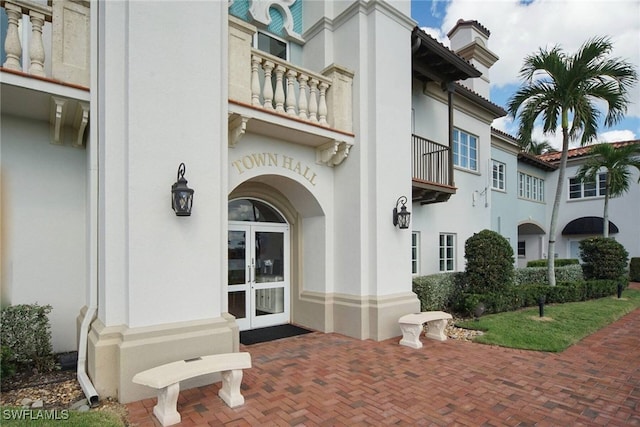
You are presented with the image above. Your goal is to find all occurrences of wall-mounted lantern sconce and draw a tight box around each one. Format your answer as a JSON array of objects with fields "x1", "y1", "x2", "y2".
[
  {"x1": 171, "y1": 163, "x2": 194, "y2": 216},
  {"x1": 392, "y1": 196, "x2": 411, "y2": 229}
]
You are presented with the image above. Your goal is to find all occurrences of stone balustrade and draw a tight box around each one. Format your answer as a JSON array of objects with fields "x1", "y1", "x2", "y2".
[
  {"x1": 250, "y1": 49, "x2": 332, "y2": 126},
  {"x1": 1, "y1": 0, "x2": 52, "y2": 76},
  {"x1": 1, "y1": 0, "x2": 89, "y2": 87},
  {"x1": 229, "y1": 16, "x2": 354, "y2": 134}
]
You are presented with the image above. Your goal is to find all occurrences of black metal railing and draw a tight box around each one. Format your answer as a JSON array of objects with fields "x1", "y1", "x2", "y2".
[{"x1": 411, "y1": 134, "x2": 451, "y2": 186}]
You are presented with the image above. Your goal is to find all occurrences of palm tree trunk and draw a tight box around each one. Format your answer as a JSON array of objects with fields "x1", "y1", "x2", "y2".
[
  {"x1": 603, "y1": 174, "x2": 611, "y2": 238},
  {"x1": 547, "y1": 119, "x2": 570, "y2": 286}
]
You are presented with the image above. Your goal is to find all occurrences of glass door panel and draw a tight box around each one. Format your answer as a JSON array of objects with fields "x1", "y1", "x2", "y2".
[
  {"x1": 251, "y1": 226, "x2": 289, "y2": 328},
  {"x1": 228, "y1": 222, "x2": 289, "y2": 330},
  {"x1": 228, "y1": 227, "x2": 250, "y2": 330}
]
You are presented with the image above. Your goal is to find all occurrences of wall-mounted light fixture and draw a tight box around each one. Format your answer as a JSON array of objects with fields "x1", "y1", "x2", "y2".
[
  {"x1": 392, "y1": 196, "x2": 411, "y2": 229},
  {"x1": 171, "y1": 163, "x2": 194, "y2": 216}
]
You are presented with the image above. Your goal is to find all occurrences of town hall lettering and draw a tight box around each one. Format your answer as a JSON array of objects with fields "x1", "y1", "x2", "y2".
[{"x1": 231, "y1": 153, "x2": 317, "y2": 186}]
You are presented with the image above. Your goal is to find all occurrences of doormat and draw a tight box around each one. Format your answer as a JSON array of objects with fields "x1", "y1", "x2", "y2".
[{"x1": 240, "y1": 324, "x2": 313, "y2": 345}]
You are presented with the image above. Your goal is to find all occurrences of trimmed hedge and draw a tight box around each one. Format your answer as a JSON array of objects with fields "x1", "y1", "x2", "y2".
[
  {"x1": 464, "y1": 230, "x2": 514, "y2": 293},
  {"x1": 514, "y1": 264, "x2": 583, "y2": 286},
  {"x1": 412, "y1": 272, "x2": 466, "y2": 312},
  {"x1": 454, "y1": 278, "x2": 627, "y2": 317},
  {"x1": 630, "y1": 257, "x2": 640, "y2": 282},
  {"x1": 580, "y1": 237, "x2": 629, "y2": 280},
  {"x1": 0, "y1": 304, "x2": 56, "y2": 374},
  {"x1": 526, "y1": 258, "x2": 579, "y2": 267},
  {"x1": 413, "y1": 265, "x2": 586, "y2": 312}
]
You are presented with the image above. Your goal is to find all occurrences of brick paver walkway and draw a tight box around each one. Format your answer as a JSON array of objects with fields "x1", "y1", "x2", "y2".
[{"x1": 127, "y1": 287, "x2": 640, "y2": 426}]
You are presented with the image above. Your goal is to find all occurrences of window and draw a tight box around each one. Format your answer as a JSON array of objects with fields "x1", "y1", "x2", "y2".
[
  {"x1": 439, "y1": 233, "x2": 455, "y2": 272},
  {"x1": 453, "y1": 129, "x2": 478, "y2": 171},
  {"x1": 517, "y1": 241, "x2": 526, "y2": 258},
  {"x1": 411, "y1": 232, "x2": 420, "y2": 275},
  {"x1": 569, "y1": 173, "x2": 607, "y2": 200},
  {"x1": 255, "y1": 31, "x2": 288, "y2": 60},
  {"x1": 518, "y1": 172, "x2": 544, "y2": 202},
  {"x1": 492, "y1": 160, "x2": 506, "y2": 190}
]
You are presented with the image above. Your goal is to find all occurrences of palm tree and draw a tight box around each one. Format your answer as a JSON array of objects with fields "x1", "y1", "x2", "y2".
[
  {"x1": 576, "y1": 142, "x2": 640, "y2": 237},
  {"x1": 525, "y1": 140, "x2": 557, "y2": 155},
  {"x1": 507, "y1": 36, "x2": 637, "y2": 286}
]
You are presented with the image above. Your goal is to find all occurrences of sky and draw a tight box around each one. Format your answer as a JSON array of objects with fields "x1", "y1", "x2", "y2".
[{"x1": 410, "y1": 0, "x2": 640, "y2": 149}]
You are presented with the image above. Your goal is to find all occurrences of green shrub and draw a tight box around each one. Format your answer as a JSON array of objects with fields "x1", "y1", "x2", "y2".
[
  {"x1": 526, "y1": 258, "x2": 579, "y2": 267},
  {"x1": 1, "y1": 346, "x2": 16, "y2": 379},
  {"x1": 464, "y1": 230, "x2": 514, "y2": 293},
  {"x1": 514, "y1": 264, "x2": 583, "y2": 286},
  {"x1": 630, "y1": 257, "x2": 640, "y2": 281},
  {"x1": 454, "y1": 279, "x2": 622, "y2": 316},
  {"x1": 580, "y1": 237, "x2": 629, "y2": 280},
  {"x1": 0, "y1": 304, "x2": 56, "y2": 373},
  {"x1": 412, "y1": 272, "x2": 466, "y2": 311}
]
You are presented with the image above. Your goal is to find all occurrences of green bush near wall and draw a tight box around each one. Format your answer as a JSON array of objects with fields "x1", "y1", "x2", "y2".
[
  {"x1": 454, "y1": 278, "x2": 626, "y2": 317},
  {"x1": 412, "y1": 272, "x2": 466, "y2": 312},
  {"x1": 526, "y1": 259, "x2": 579, "y2": 267},
  {"x1": 580, "y1": 237, "x2": 629, "y2": 280},
  {"x1": 514, "y1": 264, "x2": 583, "y2": 285},
  {"x1": 630, "y1": 258, "x2": 640, "y2": 281},
  {"x1": 0, "y1": 304, "x2": 56, "y2": 375},
  {"x1": 413, "y1": 264, "x2": 586, "y2": 312},
  {"x1": 464, "y1": 230, "x2": 514, "y2": 294}
]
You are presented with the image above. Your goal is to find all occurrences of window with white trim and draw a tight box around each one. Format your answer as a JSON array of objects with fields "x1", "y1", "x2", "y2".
[
  {"x1": 518, "y1": 171, "x2": 544, "y2": 202},
  {"x1": 492, "y1": 160, "x2": 506, "y2": 190},
  {"x1": 411, "y1": 232, "x2": 420, "y2": 275},
  {"x1": 517, "y1": 241, "x2": 526, "y2": 258},
  {"x1": 453, "y1": 129, "x2": 478, "y2": 171},
  {"x1": 569, "y1": 173, "x2": 607, "y2": 199},
  {"x1": 439, "y1": 233, "x2": 455, "y2": 272}
]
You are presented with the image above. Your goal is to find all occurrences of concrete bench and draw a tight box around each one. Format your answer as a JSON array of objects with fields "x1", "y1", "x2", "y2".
[
  {"x1": 132, "y1": 352, "x2": 252, "y2": 427},
  {"x1": 398, "y1": 311, "x2": 453, "y2": 348}
]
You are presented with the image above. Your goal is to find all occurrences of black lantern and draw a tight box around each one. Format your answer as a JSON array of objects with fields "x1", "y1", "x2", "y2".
[
  {"x1": 393, "y1": 196, "x2": 411, "y2": 229},
  {"x1": 171, "y1": 163, "x2": 194, "y2": 216}
]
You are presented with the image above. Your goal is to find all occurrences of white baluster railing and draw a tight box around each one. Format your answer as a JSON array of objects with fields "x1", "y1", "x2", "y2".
[
  {"x1": 250, "y1": 49, "x2": 332, "y2": 127},
  {"x1": 1, "y1": 0, "x2": 52, "y2": 76}
]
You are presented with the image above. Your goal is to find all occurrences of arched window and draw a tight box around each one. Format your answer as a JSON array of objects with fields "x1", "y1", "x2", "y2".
[{"x1": 229, "y1": 199, "x2": 286, "y2": 223}]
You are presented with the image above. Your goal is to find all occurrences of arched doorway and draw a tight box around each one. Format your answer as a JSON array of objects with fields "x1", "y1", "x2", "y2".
[{"x1": 228, "y1": 198, "x2": 290, "y2": 330}]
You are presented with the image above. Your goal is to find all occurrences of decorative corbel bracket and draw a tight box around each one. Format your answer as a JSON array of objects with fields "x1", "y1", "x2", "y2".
[
  {"x1": 316, "y1": 140, "x2": 352, "y2": 167},
  {"x1": 73, "y1": 102, "x2": 90, "y2": 147},
  {"x1": 228, "y1": 114, "x2": 250, "y2": 148},
  {"x1": 330, "y1": 141, "x2": 352, "y2": 166},
  {"x1": 49, "y1": 97, "x2": 67, "y2": 145}
]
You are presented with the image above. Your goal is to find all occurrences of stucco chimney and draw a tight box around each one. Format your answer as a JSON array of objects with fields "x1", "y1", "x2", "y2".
[{"x1": 447, "y1": 20, "x2": 498, "y2": 99}]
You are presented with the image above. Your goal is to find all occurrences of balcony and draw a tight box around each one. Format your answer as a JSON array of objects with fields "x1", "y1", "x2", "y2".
[
  {"x1": 228, "y1": 16, "x2": 355, "y2": 167},
  {"x1": 1, "y1": 0, "x2": 90, "y2": 145},
  {"x1": 412, "y1": 134, "x2": 456, "y2": 204}
]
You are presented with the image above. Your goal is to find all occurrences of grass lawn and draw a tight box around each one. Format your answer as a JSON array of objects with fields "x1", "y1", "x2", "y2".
[
  {"x1": 0, "y1": 408, "x2": 124, "y2": 426},
  {"x1": 457, "y1": 289, "x2": 640, "y2": 352}
]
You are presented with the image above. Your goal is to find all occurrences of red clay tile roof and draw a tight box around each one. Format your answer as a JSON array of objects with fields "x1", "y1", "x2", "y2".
[
  {"x1": 538, "y1": 140, "x2": 640, "y2": 163},
  {"x1": 447, "y1": 19, "x2": 491, "y2": 38}
]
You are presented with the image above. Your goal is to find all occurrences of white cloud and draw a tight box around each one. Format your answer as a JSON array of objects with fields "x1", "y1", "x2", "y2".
[
  {"x1": 434, "y1": 0, "x2": 640, "y2": 119},
  {"x1": 598, "y1": 129, "x2": 637, "y2": 143}
]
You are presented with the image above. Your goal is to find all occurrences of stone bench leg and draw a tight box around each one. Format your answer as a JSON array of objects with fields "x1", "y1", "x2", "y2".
[
  {"x1": 153, "y1": 382, "x2": 181, "y2": 427},
  {"x1": 399, "y1": 323, "x2": 423, "y2": 349},
  {"x1": 219, "y1": 369, "x2": 245, "y2": 408},
  {"x1": 425, "y1": 319, "x2": 448, "y2": 341}
]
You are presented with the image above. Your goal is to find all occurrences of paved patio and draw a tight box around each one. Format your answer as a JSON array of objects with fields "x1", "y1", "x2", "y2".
[{"x1": 127, "y1": 289, "x2": 640, "y2": 426}]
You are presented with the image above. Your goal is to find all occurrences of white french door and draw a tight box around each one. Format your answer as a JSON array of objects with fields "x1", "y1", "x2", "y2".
[{"x1": 228, "y1": 222, "x2": 290, "y2": 330}]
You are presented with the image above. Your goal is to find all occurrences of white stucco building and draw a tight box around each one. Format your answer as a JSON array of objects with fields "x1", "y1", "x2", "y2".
[{"x1": 1, "y1": 0, "x2": 638, "y2": 404}]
